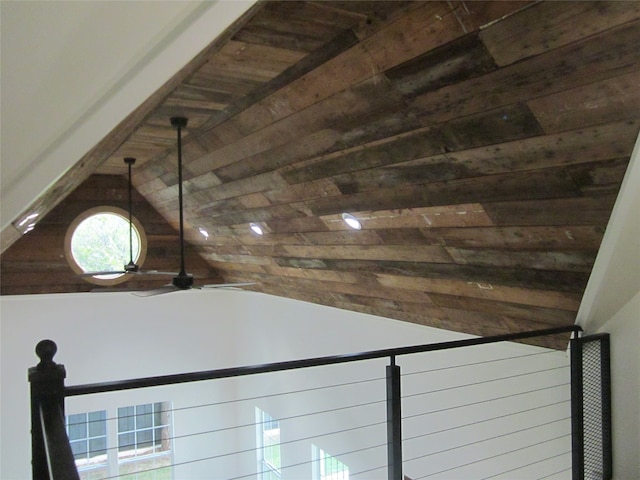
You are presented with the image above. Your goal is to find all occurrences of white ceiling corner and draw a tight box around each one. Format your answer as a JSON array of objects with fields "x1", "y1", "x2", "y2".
[{"x1": 0, "y1": 0, "x2": 256, "y2": 230}]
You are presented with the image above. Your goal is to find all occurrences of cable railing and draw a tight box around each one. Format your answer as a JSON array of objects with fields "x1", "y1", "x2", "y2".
[{"x1": 29, "y1": 325, "x2": 612, "y2": 480}]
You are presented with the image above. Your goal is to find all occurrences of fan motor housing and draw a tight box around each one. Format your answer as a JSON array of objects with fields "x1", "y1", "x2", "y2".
[{"x1": 172, "y1": 274, "x2": 194, "y2": 290}]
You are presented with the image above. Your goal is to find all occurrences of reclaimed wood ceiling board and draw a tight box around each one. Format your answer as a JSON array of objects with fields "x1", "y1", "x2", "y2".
[{"x1": 3, "y1": 1, "x2": 640, "y2": 349}]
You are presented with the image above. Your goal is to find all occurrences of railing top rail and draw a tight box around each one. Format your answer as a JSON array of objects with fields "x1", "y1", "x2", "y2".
[{"x1": 65, "y1": 325, "x2": 580, "y2": 397}]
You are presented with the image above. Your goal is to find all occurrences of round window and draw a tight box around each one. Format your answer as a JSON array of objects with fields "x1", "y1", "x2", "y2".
[{"x1": 65, "y1": 206, "x2": 147, "y2": 286}]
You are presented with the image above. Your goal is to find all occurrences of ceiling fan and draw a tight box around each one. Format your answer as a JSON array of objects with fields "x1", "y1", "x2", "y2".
[
  {"x1": 132, "y1": 117, "x2": 254, "y2": 296},
  {"x1": 80, "y1": 157, "x2": 178, "y2": 278}
]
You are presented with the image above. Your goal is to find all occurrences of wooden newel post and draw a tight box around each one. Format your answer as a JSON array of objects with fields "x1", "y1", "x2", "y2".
[{"x1": 29, "y1": 339, "x2": 67, "y2": 479}]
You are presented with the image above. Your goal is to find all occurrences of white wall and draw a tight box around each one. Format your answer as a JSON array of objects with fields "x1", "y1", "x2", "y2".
[
  {"x1": 2, "y1": 290, "x2": 573, "y2": 479},
  {"x1": 0, "y1": 290, "x2": 244, "y2": 479},
  {"x1": 577, "y1": 132, "x2": 640, "y2": 479},
  {"x1": 597, "y1": 291, "x2": 640, "y2": 479}
]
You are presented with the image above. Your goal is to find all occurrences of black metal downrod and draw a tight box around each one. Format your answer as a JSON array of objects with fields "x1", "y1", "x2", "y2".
[
  {"x1": 123, "y1": 157, "x2": 138, "y2": 272},
  {"x1": 170, "y1": 117, "x2": 193, "y2": 289}
]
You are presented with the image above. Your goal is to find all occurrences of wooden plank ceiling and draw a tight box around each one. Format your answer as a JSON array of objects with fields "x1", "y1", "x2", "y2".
[{"x1": 2, "y1": 1, "x2": 639, "y2": 349}]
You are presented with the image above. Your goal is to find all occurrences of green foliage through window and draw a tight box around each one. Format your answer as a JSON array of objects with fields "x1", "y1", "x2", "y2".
[
  {"x1": 313, "y1": 445, "x2": 349, "y2": 480},
  {"x1": 71, "y1": 213, "x2": 140, "y2": 273}
]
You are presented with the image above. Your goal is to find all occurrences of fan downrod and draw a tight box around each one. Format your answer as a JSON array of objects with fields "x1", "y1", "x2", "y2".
[{"x1": 170, "y1": 116, "x2": 190, "y2": 290}]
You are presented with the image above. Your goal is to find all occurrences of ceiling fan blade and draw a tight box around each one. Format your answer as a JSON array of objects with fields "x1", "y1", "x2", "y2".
[
  {"x1": 132, "y1": 285, "x2": 180, "y2": 297},
  {"x1": 132, "y1": 270, "x2": 180, "y2": 276},
  {"x1": 80, "y1": 270, "x2": 127, "y2": 277},
  {"x1": 90, "y1": 286, "x2": 137, "y2": 293},
  {"x1": 196, "y1": 282, "x2": 256, "y2": 289},
  {"x1": 81, "y1": 269, "x2": 179, "y2": 277}
]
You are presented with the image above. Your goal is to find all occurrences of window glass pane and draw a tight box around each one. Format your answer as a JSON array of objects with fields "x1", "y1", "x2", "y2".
[
  {"x1": 154, "y1": 427, "x2": 168, "y2": 451},
  {"x1": 71, "y1": 440, "x2": 88, "y2": 460},
  {"x1": 259, "y1": 410, "x2": 281, "y2": 474},
  {"x1": 70, "y1": 212, "x2": 140, "y2": 274},
  {"x1": 154, "y1": 402, "x2": 170, "y2": 427},
  {"x1": 89, "y1": 437, "x2": 107, "y2": 457},
  {"x1": 136, "y1": 404, "x2": 153, "y2": 429},
  {"x1": 137, "y1": 429, "x2": 153, "y2": 449},
  {"x1": 314, "y1": 445, "x2": 349, "y2": 480},
  {"x1": 263, "y1": 470, "x2": 280, "y2": 480},
  {"x1": 68, "y1": 413, "x2": 87, "y2": 440},
  {"x1": 117, "y1": 402, "x2": 172, "y2": 462},
  {"x1": 118, "y1": 432, "x2": 135, "y2": 452},
  {"x1": 88, "y1": 411, "x2": 106, "y2": 437},
  {"x1": 67, "y1": 410, "x2": 108, "y2": 471},
  {"x1": 154, "y1": 407, "x2": 163, "y2": 427},
  {"x1": 118, "y1": 406, "x2": 135, "y2": 432}
]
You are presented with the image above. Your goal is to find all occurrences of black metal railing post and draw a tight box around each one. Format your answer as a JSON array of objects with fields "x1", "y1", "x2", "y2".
[
  {"x1": 581, "y1": 334, "x2": 613, "y2": 480},
  {"x1": 570, "y1": 331, "x2": 584, "y2": 480},
  {"x1": 386, "y1": 356, "x2": 402, "y2": 480},
  {"x1": 29, "y1": 339, "x2": 79, "y2": 480},
  {"x1": 598, "y1": 335, "x2": 612, "y2": 480}
]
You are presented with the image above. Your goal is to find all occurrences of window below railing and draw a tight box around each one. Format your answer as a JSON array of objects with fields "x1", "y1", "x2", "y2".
[
  {"x1": 64, "y1": 403, "x2": 173, "y2": 480},
  {"x1": 29, "y1": 326, "x2": 612, "y2": 480}
]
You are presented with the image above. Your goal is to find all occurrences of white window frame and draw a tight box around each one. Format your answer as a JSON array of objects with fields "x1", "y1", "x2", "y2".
[
  {"x1": 312, "y1": 445, "x2": 349, "y2": 480},
  {"x1": 66, "y1": 401, "x2": 173, "y2": 480},
  {"x1": 117, "y1": 402, "x2": 172, "y2": 461},
  {"x1": 255, "y1": 408, "x2": 281, "y2": 479},
  {"x1": 66, "y1": 410, "x2": 108, "y2": 474},
  {"x1": 64, "y1": 206, "x2": 148, "y2": 286}
]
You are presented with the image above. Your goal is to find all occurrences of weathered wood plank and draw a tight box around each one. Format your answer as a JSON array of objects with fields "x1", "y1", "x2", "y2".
[
  {"x1": 375, "y1": 274, "x2": 582, "y2": 311},
  {"x1": 204, "y1": 259, "x2": 267, "y2": 275},
  {"x1": 445, "y1": 248, "x2": 597, "y2": 273},
  {"x1": 329, "y1": 120, "x2": 638, "y2": 193},
  {"x1": 240, "y1": 268, "x2": 439, "y2": 307},
  {"x1": 197, "y1": 251, "x2": 275, "y2": 266},
  {"x1": 411, "y1": 20, "x2": 640, "y2": 125},
  {"x1": 385, "y1": 32, "x2": 497, "y2": 97},
  {"x1": 319, "y1": 204, "x2": 494, "y2": 231},
  {"x1": 528, "y1": 72, "x2": 640, "y2": 133},
  {"x1": 265, "y1": 217, "x2": 331, "y2": 234},
  {"x1": 265, "y1": 178, "x2": 342, "y2": 204},
  {"x1": 260, "y1": 264, "x2": 367, "y2": 285},
  {"x1": 281, "y1": 244, "x2": 454, "y2": 264},
  {"x1": 317, "y1": 2, "x2": 420, "y2": 41},
  {"x1": 448, "y1": 2, "x2": 536, "y2": 32},
  {"x1": 195, "y1": 28, "x2": 363, "y2": 139},
  {"x1": 189, "y1": 79, "x2": 407, "y2": 177},
  {"x1": 234, "y1": 1, "x2": 364, "y2": 51},
  {"x1": 185, "y1": 2, "x2": 464, "y2": 172},
  {"x1": 274, "y1": 257, "x2": 589, "y2": 294},
  {"x1": 298, "y1": 230, "x2": 386, "y2": 246},
  {"x1": 186, "y1": 171, "x2": 288, "y2": 208},
  {"x1": 568, "y1": 157, "x2": 630, "y2": 196},
  {"x1": 309, "y1": 166, "x2": 582, "y2": 218},
  {"x1": 429, "y1": 293, "x2": 576, "y2": 325},
  {"x1": 417, "y1": 225, "x2": 605, "y2": 251},
  {"x1": 480, "y1": 1, "x2": 640, "y2": 66},
  {"x1": 483, "y1": 195, "x2": 618, "y2": 226},
  {"x1": 283, "y1": 102, "x2": 543, "y2": 185}
]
